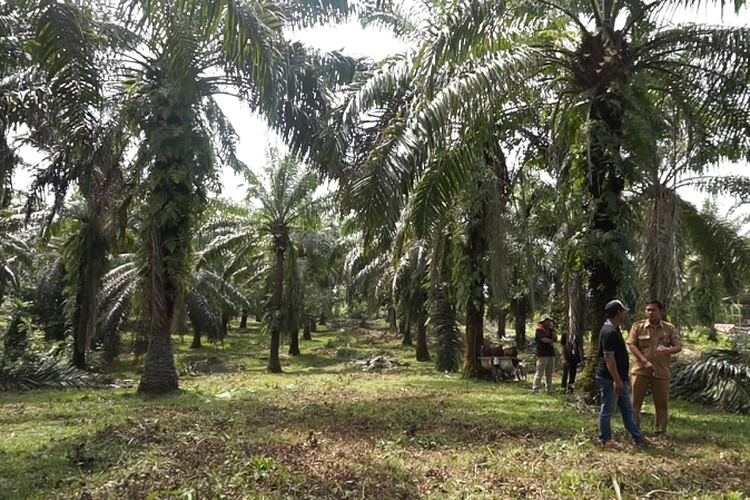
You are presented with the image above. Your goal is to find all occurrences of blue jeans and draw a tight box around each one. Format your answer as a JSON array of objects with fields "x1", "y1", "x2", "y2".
[{"x1": 597, "y1": 376, "x2": 643, "y2": 442}]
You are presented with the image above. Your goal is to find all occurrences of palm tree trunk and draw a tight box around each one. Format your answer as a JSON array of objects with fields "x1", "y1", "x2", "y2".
[
  {"x1": 239, "y1": 311, "x2": 248, "y2": 329},
  {"x1": 402, "y1": 321, "x2": 412, "y2": 346},
  {"x1": 268, "y1": 245, "x2": 284, "y2": 373},
  {"x1": 463, "y1": 210, "x2": 486, "y2": 377},
  {"x1": 511, "y1": 296, "x2": 528, "y2": 350},
  {"x1": 415, "y1": 308, "x2": 430, "y2": 361},
  {"x1": 580, "y1": 88, "x2": 626, "y2": 400},
  {"x1": 464, "y1": 294, "x2": 485, "y2": 377},
  {"x1": 388, "y1": 306, "x2": 397, "y2": 333},
  {"x1": 289, "y1": 328, "x2": 300, "y2": 355},
  {"x1": 310, "y1": 318, "x2": 317, "y2": 332},
  {"x1": 71, "y1": 228, "x2": 102, "y2": 370},
  {"x1": 319, "y1": 313, "x2": 326, "y2": 326},
  {"x1": 400, "y1": 312, "x2": 412, "y2": 345},
  {"x1": 303, "y1": 319, "x2": 311, "y2": 341},
  {"x1": 72, "y1": 286, "x2": 96, "y2": 370},
  {"x1": 190, "y1": 328, "x2": 201, "y2": 348},
  {"x1": 138, "y1": 212, "x2": 179, "y2": 394}
]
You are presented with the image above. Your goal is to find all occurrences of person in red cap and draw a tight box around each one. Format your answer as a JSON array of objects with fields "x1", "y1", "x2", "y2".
[{"x1": 532, "y1": 314, "x2": 556, "y2": 394}]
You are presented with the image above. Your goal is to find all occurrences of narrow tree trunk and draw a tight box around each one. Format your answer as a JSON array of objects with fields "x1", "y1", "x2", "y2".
[
  {"x1": 399, "y1": 311, "x2": 413, "y2": 346},
  {"x1": 513, "y1": 299, "x2": 528, "y2": 351},
  {"x1": 402, "y1": 321, "x2": 412, "y2": 346},
  {"x1": 319, "y1": 313, "x2": 326, "y2": 326},
  {"x1": 433, "y1": 233, "x2": 461, "y2": 373},
  {"x1": 72, "y1": 343, "x2": 86, "y2": 370},
  {"x1": 415, "y1": 309, "x2": 430, "y2": 361},
  {"x1": 255, "y1": 310, "x2": 263, "y2": 322},
  {"x1": 190, "y1": 328, "x2": 201, "y2": 349},
  {"x1": 71, "y1": 292, "x2": 93, "y2": 369},
  {"x1": 240, "y1": 312, "x2": 248, "y2": 330},
  {"x1": 268, "y1": 245, "x2": 284, "y2": 373},
  {"x1": 289, "y1": 328, "x2": 300, "y2": 356},
  {"x1": 388, "y1": 307, "x2": 397, "y2": 333},
  {"x1": 303, "y1": 319, "x2": 311, "y2": 341},
  {"x1": 310, "y1": 318, "x2": 317, "y2": 332},
  {"x1": 71, "y1": 243, "x2": 100, "y2": 370}
]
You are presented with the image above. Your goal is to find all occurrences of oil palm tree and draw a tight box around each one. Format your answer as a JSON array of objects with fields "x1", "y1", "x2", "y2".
[
  {"x1": 204, "y1": 151, "x2": 325, "y2": 372},
  {"x1": 116, "y1": 0, "x2": 361, "y2": 392},
  {"x1": 326, "y1": 0, "x2": 750, "y2": 377}
]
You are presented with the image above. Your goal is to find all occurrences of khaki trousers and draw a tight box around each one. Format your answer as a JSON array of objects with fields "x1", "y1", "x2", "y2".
[
  {"x1": 533, "y1": 357, "x2": 555, "y2": 393},
  {"x1": 631, "y1": 374, "x2": 670, "y2": 434}
]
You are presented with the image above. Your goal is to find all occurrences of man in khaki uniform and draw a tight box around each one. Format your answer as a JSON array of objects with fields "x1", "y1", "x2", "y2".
[{"x1": 627, "y1": 299, "x2": 682, "y2": 438}]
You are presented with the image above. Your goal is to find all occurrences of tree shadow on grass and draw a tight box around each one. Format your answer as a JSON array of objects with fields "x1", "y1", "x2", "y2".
[{"x1": 5, "y1": 386, "x2": 750, "y2": 499}]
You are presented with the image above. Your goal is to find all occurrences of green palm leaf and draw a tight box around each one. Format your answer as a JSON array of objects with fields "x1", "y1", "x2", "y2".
[{"x1": 672, "y1": 349, "x2": 750, "y2": 414}]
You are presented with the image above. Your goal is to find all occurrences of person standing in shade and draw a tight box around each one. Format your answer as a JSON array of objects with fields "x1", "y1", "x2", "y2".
[
  {"x1": 627, "y1": 299, "x2": 682, "y2": 439},
  {"x1": 532, "y1": 314, "x2": 556, "y2": 394},
  {"x1": 561, "y1": 329, "x2": 583, "y2": 393},
  {"x1": 596, "y1": 300, "x2": 650, "y2": 447}
]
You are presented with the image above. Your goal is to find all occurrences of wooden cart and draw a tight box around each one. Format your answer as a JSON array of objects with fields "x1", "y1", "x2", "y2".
[{"x1": 478, "y1": 356, "x2": 518, "y2": 382}]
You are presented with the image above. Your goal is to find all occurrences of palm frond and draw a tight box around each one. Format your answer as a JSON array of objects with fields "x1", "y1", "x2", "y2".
[
  {"x1": 0, "y1": 357, "x2": 112, "y2": 392},
  {"x1": 680, "y1": 197, "x2": 750, "y2": 295},
  {"x1": 672, "y1": 349, "x2": 750, "y2": 414}
]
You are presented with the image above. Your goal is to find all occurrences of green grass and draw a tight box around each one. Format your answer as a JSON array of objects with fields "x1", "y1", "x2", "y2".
[{"x1": 1, "y1": 320, "x2": 750, "y2": 499}]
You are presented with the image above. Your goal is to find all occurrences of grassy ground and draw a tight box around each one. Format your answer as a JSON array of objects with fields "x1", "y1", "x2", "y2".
[{"x1": 1, "y1": 321, "x2": 749, "y2": 500}]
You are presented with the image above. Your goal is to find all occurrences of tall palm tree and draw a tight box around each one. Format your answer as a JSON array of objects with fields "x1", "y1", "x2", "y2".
[
  {"x1": 324, "y1": 0, "x2": 750, "y2": 378},
  {"x1": 115, "y1": 0, "x2": 360, "y2": 392}
]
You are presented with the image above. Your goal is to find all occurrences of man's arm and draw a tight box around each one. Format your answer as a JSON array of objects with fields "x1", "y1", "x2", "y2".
[
  {"x1": 657, "y1": 325, "x2": 683, "y2": 355},
  {"x1": 537, "y1": 329, "x2": 554, "y2": 344},
  {"x1": 604, "y1": 353, "x2": 623, "y2": 395},
  {"x1": 601, "y1": 330, "x2": 623, "y2": 394},
  {"x1": 626, "y1": 323, "x2": 656, "y2": 373},
  {"x1": 628, "y1": 343, "x2": 655, "y2": 372}
]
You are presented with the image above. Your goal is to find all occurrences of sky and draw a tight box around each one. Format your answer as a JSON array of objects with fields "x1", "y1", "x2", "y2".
[{"x1": 13, "y1": 2, "x2": 750, "y2": 220}]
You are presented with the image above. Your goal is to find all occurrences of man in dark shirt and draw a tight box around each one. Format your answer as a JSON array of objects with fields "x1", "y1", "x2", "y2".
[
  {"x1": 532, "y1": 314, "x2": 556, "y2": 394},
  {"x1": 596, "y1": 300, "x2": 650, "y2": 447},
  {"x1": 561, "y1": 330, "x2": 583, "y2": 393}
]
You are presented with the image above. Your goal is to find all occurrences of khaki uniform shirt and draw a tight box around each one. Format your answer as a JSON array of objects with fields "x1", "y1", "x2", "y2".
[{"x1": 626, "y1": 320, "x2": 682, "y2": 380}]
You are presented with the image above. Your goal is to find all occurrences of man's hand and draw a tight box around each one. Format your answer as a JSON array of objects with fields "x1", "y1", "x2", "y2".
[
  {"x1": 657, "y1": 345, "x2": 672, "y2": 354},
  {"x1": 643, "y1": 360, "x2": 658, "y2": 375},
  {"x1": 562, "y1": 358, "x2": 568, "y2": 366},
  {"x1": 614, "y1": 379, "x2": 623, "y2": 396}
]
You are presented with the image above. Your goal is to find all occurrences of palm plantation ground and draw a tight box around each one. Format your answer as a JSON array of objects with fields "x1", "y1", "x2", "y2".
[{"x1": 2, "y1": 322, "x2": 749, "y2": 500}]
